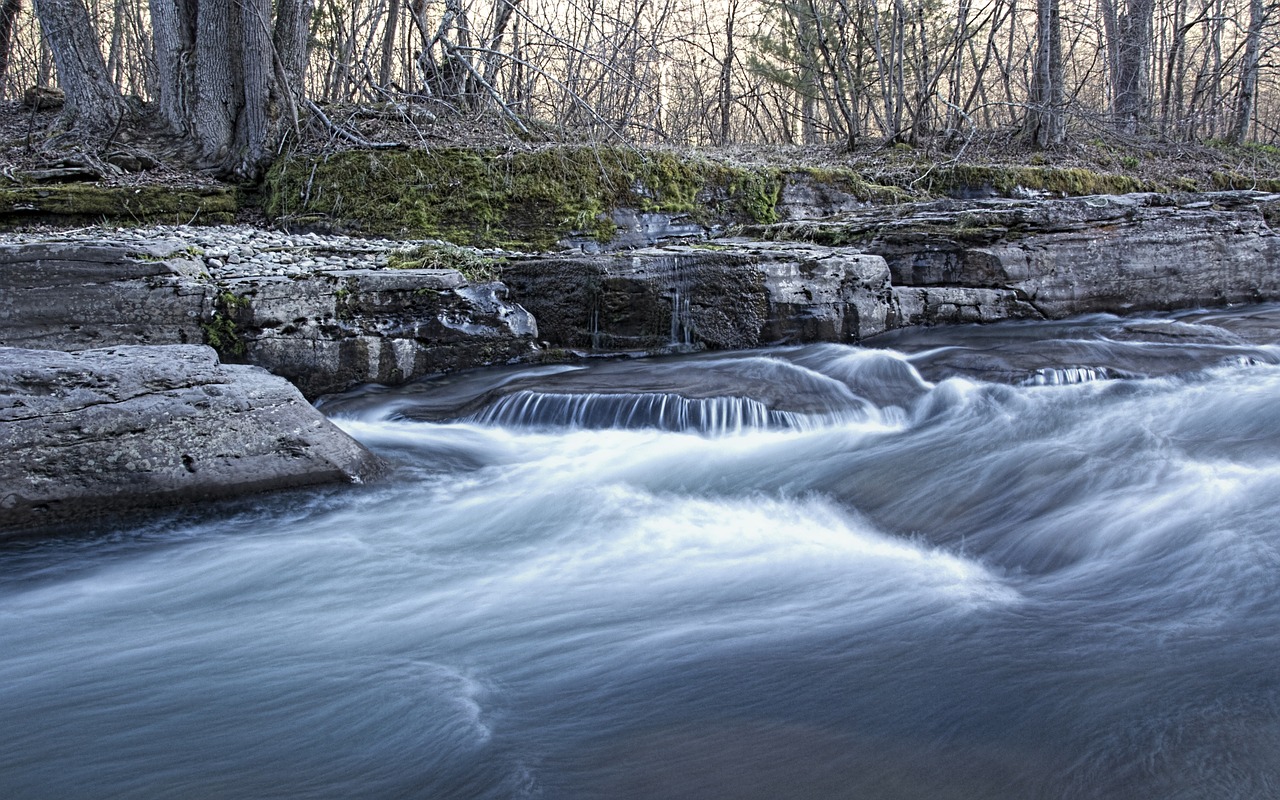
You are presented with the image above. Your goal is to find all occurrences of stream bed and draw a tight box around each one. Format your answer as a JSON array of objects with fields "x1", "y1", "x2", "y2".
[{"x1": 5, "y1": 305, "x2": 1280, "y2": 798}]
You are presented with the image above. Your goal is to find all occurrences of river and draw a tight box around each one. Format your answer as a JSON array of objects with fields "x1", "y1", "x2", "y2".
[{"x1": 4, "y1": 305, "x2": 1280, "y2": 798}]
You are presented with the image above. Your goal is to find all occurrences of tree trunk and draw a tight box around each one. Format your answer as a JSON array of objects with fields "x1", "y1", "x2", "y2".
[
  {"x1": 1025, "y1": 0, "x2": 1065, "y2": 146},
  {"x1": 378, "y1": 0, "x2": 402, "y2": 88},
  {"x1": 191, "y1": 0, "x2": 237, "y2": 166},
  {"x1": 1111, "y1": 0, "x2": 1155, "y2": 133},
  {"x1": 717, "y1": 0, "x2": 737, "y2": 144},
  {"x1": 33, "y1": 0, "x2": 127, "y2": 135},
  {"x1": 238, "y1": 0, "x2": 272, "y2": 172},
  {"x1": 275, "y1": 0, "x2": 312, "y2": 92},
  {"x1": 1229, "y1": 0, "x2": 1265, "y2": 143},
  {"x1": 0, "y1": 0, "x2": 24, "y2": 91},
  {"x1": 151, "y1": 0, "x2": 310, "y2": 177},
  {"x1": 148, "y1": 0, "x2": 193, "y2": 132}
]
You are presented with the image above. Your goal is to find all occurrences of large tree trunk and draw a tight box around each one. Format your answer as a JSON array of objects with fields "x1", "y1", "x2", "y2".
[
  {"x1": 191, "y1": 0, "x2": 237, "y2": 167},
  {"x1": 1024, "y1": 0, "x2": 1065, "y2": 146},
  {"x1": 1230, "y1": 0, "x2": 1265, "y2": 144},
  {"x1": 0, "y1": 0, "x2": 23, "y2": 91},
  {"x1": 32, "y1": 0, "x2": 127, "y2": 136},
  {"x1": 145, "y1": 0, "x2": 311, "y2": 178},
  {"x1": 1111, "y1": 0, "x2": 1155, "y2": 133},
  {"x1": 148, "y1": 0, "x2": 194, "y2": 133}
]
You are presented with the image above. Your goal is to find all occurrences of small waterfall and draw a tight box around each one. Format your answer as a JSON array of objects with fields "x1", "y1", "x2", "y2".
[
  {"x1": 667, "y1": 256, "x2": 693, "y2": 347},
  {"x1": 466, "y1": 390, "x2": 859, "y2": 434},
  {"x1": 1025, "y1": 366, "x2": 1114, "y2": 386}
]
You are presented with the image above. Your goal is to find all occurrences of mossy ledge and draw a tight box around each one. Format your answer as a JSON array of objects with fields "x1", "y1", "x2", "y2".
[
  {"x1": 263, "y1": 146, "x2": 1185, "y2": 250},
  {"x1": 264, "y1": 146, "x2": 802, "y2": 250},
  {"x1": 905, "y1": 165, "x2": 1155, "y2": 196},
  {"x1": 0, "y1": 184, "x2": 238, "y2": 228}
]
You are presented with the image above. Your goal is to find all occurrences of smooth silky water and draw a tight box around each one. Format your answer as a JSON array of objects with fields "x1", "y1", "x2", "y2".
[{"x1": 6, "y1": 306, "x2": 1280, "y2": 798}]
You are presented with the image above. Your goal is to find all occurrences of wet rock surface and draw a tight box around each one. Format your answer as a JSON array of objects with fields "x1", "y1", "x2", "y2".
[
  {"x1": 502, "y1": 242, "x2": 1038, "y2": 350},
  {"x1": 0, "y1": 345, "x2": 384, "y2": 536}
]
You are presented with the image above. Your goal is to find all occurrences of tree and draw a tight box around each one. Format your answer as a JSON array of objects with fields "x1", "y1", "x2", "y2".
[
  {"x1": 1103, "y1": 0, "x2": 1156, "y2": 132},
  {"x1": 0, "y1": 0, "x2": 22, "y2": 91},
  {"x1": 148, "y1": 0, "x2": 313, "y2": 177},
  {"x1": 1230, "y1": 0, "x2": 1267, "y2": 143},
  {"x1": 31, "y1": 0, "x2": 128, "y2": 135},
  {"x1": 35, "y1": 0, "x2": 311, "y2": 178},
  {"x1": 1024, "y1": 0, "x2": 1065, "y2": 145}
]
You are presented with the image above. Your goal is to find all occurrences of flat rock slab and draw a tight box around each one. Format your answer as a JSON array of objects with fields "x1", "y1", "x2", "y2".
[{"x1": 0, "y1": 344, "x2": 384, "y2": 536}]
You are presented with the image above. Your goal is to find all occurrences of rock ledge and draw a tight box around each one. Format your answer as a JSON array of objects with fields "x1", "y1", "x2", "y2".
[{"x1": 0, "y1": 344, "x2": 384, "y2": 536}]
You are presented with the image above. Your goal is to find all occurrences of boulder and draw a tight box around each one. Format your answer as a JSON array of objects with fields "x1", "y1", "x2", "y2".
[{"x1": 0, "y1": 345, "x2": 384, "y2": 536}]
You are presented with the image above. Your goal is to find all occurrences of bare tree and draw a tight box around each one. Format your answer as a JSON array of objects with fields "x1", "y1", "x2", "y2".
[
  {"x1": 0, "y1": 0, "x2": 23, "y2": 90},
  {"x1": 1230, "y1": 0, "x2": 1266, "y2": 141},
  {"x1": 1025, "y1": 0, "x2": 1066, "y2": 144},
  {"x1": 32, "y1": 0, "x2": 127, "y2": 134},
  {"x1": 1105, "y1": 0, "x2": 1156, "y2": 131}
]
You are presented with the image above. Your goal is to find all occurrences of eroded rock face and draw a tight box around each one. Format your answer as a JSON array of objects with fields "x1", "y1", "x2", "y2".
[
  {"x1": 216, "y1": 269, "x2": 537, "y2": 397},
  {"x1": 0, "y1": 345, "x2": 384, "y2": 536},
  {"x1": 756, "y1": 191, "x2": 1280, "y2": 319},
  {"x1": 502, "y1": 242, "x2": 1035, "y2": 351},
  {"x1": 0, "y1": 240, "x2": 208, "y2": 349},
  {"x1": 0, "y1": 236, "x2": 538, "y2": 398}
]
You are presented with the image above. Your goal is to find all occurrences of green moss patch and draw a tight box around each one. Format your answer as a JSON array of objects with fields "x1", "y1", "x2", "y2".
[
  {"x1": 1210, "y1": 171, "x2": 1280, "y2": 192},
  {"x1": 0, "y1": 184, "x2": 238, "y2": 228},
  {"x1": 909, "y1": 166, "x2": 1150, "y2": 197},
  {"x1": 264, "y1": 147, "x2": 800, "y2": 250},
  {"x1": 387, "y1": 242, "x2": 503, "y2": 282}
]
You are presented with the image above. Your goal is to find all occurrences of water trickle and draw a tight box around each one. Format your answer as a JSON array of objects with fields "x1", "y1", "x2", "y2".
[{"x1": 667, "y1": 256, "x2": 694, "y2": 347}]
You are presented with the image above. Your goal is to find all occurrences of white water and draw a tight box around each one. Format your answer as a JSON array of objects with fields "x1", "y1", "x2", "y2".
[{"x1": 5, "y1": 307, "x2": 1280, "y2": 798}]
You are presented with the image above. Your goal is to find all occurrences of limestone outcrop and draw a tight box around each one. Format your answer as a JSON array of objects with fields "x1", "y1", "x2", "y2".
[
  {"x1": 502, "y1": 242, "x2": 1044, "y2": 351},
  {"x1": 0, "y1": 345, "x2": 384, "y2": 536},
  {"x1": 754, "y1": 191, "x2": 1280, "y2": 319},
  {"x1": 0, "y1": 234, "x2": 537, "y2": 398}
]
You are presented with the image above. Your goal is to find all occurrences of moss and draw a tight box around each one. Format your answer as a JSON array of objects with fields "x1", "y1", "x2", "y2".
[
  {"x1": 263, "y1": 146, "x2": 795, "y2": 249},
  {"x1": 790, "y1": 167, "x2": 913, "y2": 204},
  {"x1": 0, "y1": 183, "x2": 238, "y2": 227},
  {"x1": 913, "y1": 166, "x2": 1149, "y2": 197},
  {"x1": 1210, "y1": 171, "x2": 1280, "y2": 192},
  {"x1": 387, "y1": 242, "x2": 503, "y2": 282},
  {"x1": 203, "y1": 290, "x2": 249, "y2": 357}
]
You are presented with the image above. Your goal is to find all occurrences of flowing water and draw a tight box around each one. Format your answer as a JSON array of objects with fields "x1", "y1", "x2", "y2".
[{"x1": 6, "y1": 306, "x2": 1280, "y2": 799}]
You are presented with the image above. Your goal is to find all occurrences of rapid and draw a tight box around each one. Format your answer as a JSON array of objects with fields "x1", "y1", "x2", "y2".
[{"x1": 5, "y1": 305, "x2": 1280, "y2": 799}]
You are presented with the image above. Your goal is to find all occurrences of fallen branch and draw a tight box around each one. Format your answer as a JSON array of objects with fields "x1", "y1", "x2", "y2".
[{"x1": 303, "y1": 99, "x2": 403, "y2": 149}]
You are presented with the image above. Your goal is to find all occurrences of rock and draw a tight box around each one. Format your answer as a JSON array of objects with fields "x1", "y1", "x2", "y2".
[
  {"x1": 0, "y1": 240, "x2": 208, "y2": 350},
  {"x1": 21, "y1": 86, "x2": 64, "y2": 110},
  {"x1": 0, "y1": 345, "x2": 384, "y2": 536},
  {"x1": 755, "y1": 191, "x2": 1280, "y2": 319},
  {"x1": 227, "y1": 268, "x2": 538, "y2": 397},
  {"x1": 502, "y1": 243, "x2": 901, "y2": 351},
  {"x1": 0, "y1": 238, "x2": 539, "y2": 398}
]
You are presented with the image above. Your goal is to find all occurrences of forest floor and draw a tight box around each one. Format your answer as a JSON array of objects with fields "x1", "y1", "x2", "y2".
[{"x1": 4, "y1": 98, "x2": 1280, "y2": 200}]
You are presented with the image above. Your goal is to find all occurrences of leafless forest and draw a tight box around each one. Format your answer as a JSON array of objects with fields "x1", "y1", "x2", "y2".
[{"x1": 1, "y1": 0, "x2": 1276, "y2": 173}]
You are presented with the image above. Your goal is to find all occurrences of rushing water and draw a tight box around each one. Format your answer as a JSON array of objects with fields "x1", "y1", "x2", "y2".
[{"x1": 6, "y1": 306, "x2": 1280, "y2": 799}]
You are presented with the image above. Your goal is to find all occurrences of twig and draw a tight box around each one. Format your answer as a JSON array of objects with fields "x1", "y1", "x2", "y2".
[{"x1": 302, "y1": 98, "x2": 402, "y2": 149}]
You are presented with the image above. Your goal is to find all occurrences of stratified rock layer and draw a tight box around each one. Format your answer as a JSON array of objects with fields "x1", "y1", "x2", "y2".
[
  {"x1": 755, "y1": 191, "x2": 1280, "y2": 319},
  {"x1": 0, "y1": 236, "x2": 537, "y2": 398},
  {"x1": 0, "y1": 345, "x2": 384, "y2": 536}
]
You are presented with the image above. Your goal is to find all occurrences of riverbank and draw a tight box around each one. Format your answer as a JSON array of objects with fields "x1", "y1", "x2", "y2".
[{"x1": 4, "y1": 136, "x2": 1280, "y2": 533}]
